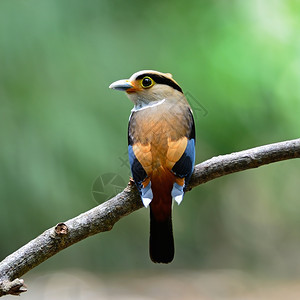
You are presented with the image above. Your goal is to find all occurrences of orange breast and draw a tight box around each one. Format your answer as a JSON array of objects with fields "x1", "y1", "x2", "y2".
[{"x1": 130, "y1": 101, "x2": 190, "y2": 176}]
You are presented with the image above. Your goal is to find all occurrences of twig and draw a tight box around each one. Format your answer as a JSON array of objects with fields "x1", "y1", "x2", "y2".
[
  {"x1": 188, "y1": 138, "x2": 300, "y2": 189},
  {"x1": 0, "y1": 138, "x2": 299, "y2": 297}
]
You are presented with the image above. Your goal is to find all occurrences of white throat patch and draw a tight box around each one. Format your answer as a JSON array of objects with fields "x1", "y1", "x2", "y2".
[{"x1": 131, "y1": 99, "x2": 165, "y2": 112}]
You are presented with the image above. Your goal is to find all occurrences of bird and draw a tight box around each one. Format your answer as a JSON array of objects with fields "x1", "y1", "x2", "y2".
[{"x1": 109, "y1": 70, "x2": 195, "y2": 263}]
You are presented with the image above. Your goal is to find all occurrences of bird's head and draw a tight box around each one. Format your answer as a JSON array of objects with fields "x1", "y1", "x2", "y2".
[{"x1": 109, "y1": 70, "x2": 183, "y2": 106}]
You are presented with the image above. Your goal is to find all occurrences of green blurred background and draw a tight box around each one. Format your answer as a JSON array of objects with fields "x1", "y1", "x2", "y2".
[{"x1": 1, "y1": 0, "x2": 300, "y2": 288}]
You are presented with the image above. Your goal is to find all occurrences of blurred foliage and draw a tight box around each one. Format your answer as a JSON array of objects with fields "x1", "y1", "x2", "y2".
[{"x1": 0, "y1": 0, "x2": 300, "y2": 276}]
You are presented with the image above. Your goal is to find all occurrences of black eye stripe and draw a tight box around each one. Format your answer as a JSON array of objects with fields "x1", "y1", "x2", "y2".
[{"x1": 136, "y1": 73, "x2": 183, "y2": 93}]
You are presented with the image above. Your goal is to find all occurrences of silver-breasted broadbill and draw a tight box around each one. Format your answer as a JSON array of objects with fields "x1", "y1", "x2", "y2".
[{"x1": 109, "y1": 70, "x2": 195, "y2": 263}]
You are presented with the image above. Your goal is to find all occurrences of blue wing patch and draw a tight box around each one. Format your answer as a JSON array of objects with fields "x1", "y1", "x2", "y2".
[
  {"x1": 171, "y1": 138, "x2": 195, "y2": 203},
  {"x1": 128, "y1": 145, "x2": 147, "y2": 187},
  {"x1": 128, "y1": 145, "x2": 153, "y2": 207},
  {"x1": 171, "y1": 138, "x2": 195, "y2": 185}
]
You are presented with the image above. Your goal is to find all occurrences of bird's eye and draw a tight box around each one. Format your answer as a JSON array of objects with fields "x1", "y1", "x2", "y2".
[{"x1": 141, "y1": 76, "x2": 154, "y2": 88}]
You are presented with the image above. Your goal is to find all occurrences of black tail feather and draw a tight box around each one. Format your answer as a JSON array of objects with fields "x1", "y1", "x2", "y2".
[{"x1": 149, "y1": 208, "x2": 174, "y2": 263}]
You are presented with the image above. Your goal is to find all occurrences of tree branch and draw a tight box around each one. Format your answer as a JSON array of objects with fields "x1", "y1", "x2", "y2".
[{"x1": 0, "y1": 138, "x2": 299, "y2": 296}]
